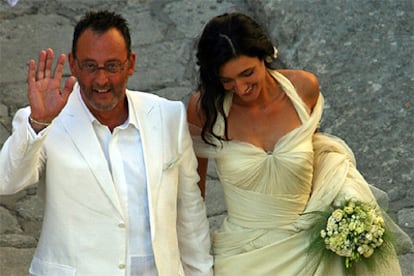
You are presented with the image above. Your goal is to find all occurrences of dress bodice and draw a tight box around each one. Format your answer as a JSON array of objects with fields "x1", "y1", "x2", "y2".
[
  {"x1": 204, "y1": 71, "x2": 323, "y2": 228},
  {"x1": 213, "y1": 70, "x2": 322, "y2": 193}
]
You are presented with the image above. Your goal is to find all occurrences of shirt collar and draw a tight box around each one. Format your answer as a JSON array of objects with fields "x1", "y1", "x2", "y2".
[{"x1": 77, "y1": 87, "x2": 139, "y2": 130}]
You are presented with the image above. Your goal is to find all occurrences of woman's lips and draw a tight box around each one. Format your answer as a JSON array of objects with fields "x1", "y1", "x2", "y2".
[{"x1": 243, "y1": 85, "x2": 253, "y2": 95}]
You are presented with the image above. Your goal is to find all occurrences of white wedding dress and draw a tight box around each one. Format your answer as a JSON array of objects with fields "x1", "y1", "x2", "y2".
[{"x1": 193, "y1": 70, "x2": 404, "y2": 275}]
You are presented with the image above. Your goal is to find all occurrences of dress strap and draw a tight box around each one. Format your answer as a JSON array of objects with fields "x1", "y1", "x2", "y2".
[{"x1": 268, "y1": 70, "x2": 311, "y2": 123}]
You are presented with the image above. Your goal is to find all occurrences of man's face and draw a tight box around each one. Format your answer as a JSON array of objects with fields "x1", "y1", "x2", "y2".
[{"x1": 69, "y1": 28, "x2": 135, "y2": 119}]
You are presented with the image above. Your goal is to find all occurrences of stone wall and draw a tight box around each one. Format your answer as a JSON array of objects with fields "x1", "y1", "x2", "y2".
[{"x1": 0, "y1": 0, "x2": 413, "y2": 275}]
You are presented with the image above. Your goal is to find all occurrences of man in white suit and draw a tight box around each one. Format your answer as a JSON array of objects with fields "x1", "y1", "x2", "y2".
[{"x1": 0, "y1": 10, "x2": 213, "y2": 275}]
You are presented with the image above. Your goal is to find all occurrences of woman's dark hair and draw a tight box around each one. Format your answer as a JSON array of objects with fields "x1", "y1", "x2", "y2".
[
  {"x1": 72, "y1": 10, "x2": 132, "y2": 60},
  {"x1": 196, "y1": 12, "x2": 275, "y2": 146}
]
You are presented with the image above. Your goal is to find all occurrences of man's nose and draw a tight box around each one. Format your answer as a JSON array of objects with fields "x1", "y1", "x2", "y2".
[{"x1": 93, "y1": 68, "x2": 110, "y2": 85}]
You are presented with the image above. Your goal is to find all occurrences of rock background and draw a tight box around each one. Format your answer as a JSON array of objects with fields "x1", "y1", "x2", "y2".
[{"x1": 0, "y1": 0, "x2": 412, "y2": 275}]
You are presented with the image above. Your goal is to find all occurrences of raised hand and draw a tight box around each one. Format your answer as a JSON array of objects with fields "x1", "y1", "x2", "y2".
[{"x1": 27, "y1": 48, "x2": 76, "y2": 132}]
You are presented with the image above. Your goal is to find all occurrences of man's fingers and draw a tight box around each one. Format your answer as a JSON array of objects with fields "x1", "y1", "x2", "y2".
[
  {"x1": 53, "y1": 53, "x2": 66, "y2": 81},
  {"x1": 62, "y1": 76, "x2": 76, "y2": 98},
  {"x1": 36, "y1": 50, "x2": 46, "y2": 80},
  {"x1": 44, "y1": 48, "x2": 54, "y2": 78},
  {"x1": 27, "y1": 60, "x2": 36, "y2": 85}
]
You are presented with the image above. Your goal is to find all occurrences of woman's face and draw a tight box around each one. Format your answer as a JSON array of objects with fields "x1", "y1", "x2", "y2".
[{"x1": 218, "y1": 55, "x2": 267, "y2": 103}]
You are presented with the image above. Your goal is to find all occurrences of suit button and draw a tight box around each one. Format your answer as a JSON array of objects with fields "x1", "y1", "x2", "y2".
[{"x1": 118, "y1": 263, "x2": 126, "y2": 269}]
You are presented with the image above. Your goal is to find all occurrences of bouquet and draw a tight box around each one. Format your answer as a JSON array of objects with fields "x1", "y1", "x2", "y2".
[
  {"x1": 307, "y1": 197, "x2": 394, "y2": 273},
  {"x1": 320, "y1": 198, "x2": 385, "y2": 268}
]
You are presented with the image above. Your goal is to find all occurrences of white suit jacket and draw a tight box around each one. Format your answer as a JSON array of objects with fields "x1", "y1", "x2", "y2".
[{"x1": 0, "y1": 86, "x2": 213, "y2": 276}]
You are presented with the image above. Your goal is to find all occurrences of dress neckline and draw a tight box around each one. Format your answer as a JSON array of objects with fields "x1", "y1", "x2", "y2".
[
  {"x1": 221, "y1": 70, "x2": 309, "y2": 154},
  {"x1": 225, "y1": 124, "x2": 304, "y2": 155}
]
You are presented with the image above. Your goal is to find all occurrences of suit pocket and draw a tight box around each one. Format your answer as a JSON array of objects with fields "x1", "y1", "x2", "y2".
[
  {"x1": 29, "y1": 257, "x2": 76, "y2": 276},
  {"x1": 163, "y1": 154, "x2": 182, "y2": 171}
]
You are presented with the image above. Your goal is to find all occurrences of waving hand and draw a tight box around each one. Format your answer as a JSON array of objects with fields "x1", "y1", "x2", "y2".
[{"x1": 27, "y1": 48, "x2": 76, "y2": 132}]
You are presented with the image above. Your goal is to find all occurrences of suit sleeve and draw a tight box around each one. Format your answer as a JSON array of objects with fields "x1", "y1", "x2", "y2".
[
  {"x1": 174, "y1": 102, "x2": 214, "y2": 275},
  {"x1": 0, "y1": 107, "x2": 46, "y2": 194}
]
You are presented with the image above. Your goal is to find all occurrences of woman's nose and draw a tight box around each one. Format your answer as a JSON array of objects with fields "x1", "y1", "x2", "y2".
[{"x1": 233, "y1": 79, "x2": 247, "y2": 94}]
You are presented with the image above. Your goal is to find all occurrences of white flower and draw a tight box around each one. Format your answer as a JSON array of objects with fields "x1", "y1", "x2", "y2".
[
  {"x1": 332, "y1": 209, "x2": 344, "y2": 222},
  {"x1": 344, "y1": 206, "x2": 354, "y2": 214},
  {"x1": 265, "y1": 46, "x2": 278, "y2": 63},
  {"x1": 363, "y1": 247, "x2": 374, "y2": 258},
  {"x1": 321, "y1": 199, "x2": 386, "y2": 269}
]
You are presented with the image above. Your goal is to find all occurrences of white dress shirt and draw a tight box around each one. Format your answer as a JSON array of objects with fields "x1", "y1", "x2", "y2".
[{"x1": 81, "y1": 93, "x2": 157, "y2": 276}]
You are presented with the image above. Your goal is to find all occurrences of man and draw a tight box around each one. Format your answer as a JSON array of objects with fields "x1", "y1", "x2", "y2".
[{"x1": 0, "y1": 10, "x2": 213, "y2": 275}]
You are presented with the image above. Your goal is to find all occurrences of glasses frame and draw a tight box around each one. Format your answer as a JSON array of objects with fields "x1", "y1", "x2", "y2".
[{"x1": 76, "y1": 58, "x2": 129, "y2": 75}]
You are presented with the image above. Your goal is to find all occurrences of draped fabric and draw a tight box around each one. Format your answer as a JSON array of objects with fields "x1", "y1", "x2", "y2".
[{"x1": 193, "y1": 70, "x2": 402, "y2": 275}]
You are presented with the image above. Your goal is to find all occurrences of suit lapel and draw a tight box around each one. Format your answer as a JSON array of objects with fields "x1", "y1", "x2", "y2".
[
  {"x1": 129, "y1": 92, "x2": 163, "y2": 238},
  {"x1": 60, "y1": 89, "x2": 125, "y2": 219}
]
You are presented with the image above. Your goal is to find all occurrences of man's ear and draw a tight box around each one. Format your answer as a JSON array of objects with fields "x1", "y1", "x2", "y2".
[
  {"x1": 128, "y1": 52, "x2": 136, "y2": 76},
  {"x1": 68, "y1": 52, "x2": 76, "y2": 75}
]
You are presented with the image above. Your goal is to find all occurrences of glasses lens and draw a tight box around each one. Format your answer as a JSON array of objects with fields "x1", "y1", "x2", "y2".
[
  {"x1": 105, "y1": 63, "x2": 120, "y2": 73},
  {"x1": 78, "y1": 59, "x2": 127, "y2": 75}
]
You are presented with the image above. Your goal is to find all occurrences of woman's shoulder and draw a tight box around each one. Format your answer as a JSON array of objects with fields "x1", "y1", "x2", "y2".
[
  {"x1": 186, "y1": 91, "x2": 204, "y2": 127},
  {"x1": 277, "y1": 69, "x2": 320, "y2": 111}
]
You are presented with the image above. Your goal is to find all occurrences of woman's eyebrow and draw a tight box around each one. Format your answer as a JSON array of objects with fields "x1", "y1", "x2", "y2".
[{"x1": 220, "y1": 67, "x2": 255, "y2": 80}]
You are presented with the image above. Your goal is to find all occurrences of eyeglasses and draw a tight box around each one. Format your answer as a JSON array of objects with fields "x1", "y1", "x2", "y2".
[{"x1": 76, "y1": 59, "x2": 129, "y2": 75}]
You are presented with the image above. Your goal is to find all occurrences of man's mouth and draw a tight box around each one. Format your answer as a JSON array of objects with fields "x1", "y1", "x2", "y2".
[{"x1": 95, "y1": 88, "x2": 110, "y2": 94}]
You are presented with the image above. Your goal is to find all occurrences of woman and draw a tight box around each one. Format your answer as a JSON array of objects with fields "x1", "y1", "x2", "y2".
[{"x1": 187, "y1": 12, "x2": 406, "y2": 275}]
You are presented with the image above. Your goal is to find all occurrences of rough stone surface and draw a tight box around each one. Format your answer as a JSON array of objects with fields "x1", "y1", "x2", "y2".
[
  {"x1": 0, "y1": 247, "x2": 35, "y2": 276},
  {"x1": 0, "y1": 0, "x2": 413, "y2": 275},
  {"x1": 0, "y1": 206, "x2": 21, "y2": 234}
]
